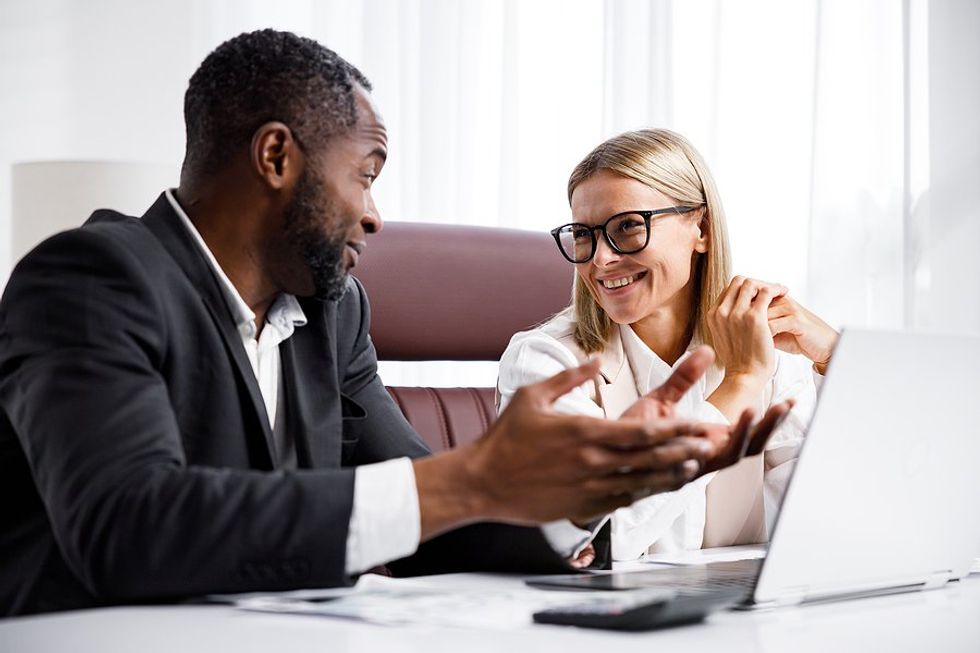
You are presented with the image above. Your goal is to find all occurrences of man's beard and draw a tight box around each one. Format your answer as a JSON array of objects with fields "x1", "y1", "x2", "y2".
[{"x1": 283, "y1": 169, "x2": 350, "y2": 301}]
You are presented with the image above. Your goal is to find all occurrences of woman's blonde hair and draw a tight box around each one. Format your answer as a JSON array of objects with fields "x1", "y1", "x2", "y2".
[{"x1": 566, "y1": 128, "x2": 732, "y2": 353}]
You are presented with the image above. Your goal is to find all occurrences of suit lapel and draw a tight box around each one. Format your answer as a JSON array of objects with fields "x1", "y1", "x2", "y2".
[
  {"x1": 281, "y1": 302, "x2": 342, "y2": 469},
  {"x1": 140, "y1": 193, "x2": 277, "y2": 468}
]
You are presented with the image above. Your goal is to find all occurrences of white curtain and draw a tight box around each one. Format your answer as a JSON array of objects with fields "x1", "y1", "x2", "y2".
[{"x1": 1, "y1": 0, "x2": 977, "y2": 386}]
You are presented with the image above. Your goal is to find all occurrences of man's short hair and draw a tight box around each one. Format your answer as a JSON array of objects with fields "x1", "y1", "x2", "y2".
[{"x1": 182, "y1": 29, "x2": 372, "y2": 176}]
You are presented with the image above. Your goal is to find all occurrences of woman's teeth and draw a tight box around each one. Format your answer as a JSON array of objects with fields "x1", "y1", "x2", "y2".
[{"x1": 601, "y1": 273, "x2": 641, "y2": 289}]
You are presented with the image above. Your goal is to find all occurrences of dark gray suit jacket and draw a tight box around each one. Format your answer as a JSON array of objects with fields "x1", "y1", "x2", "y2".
[{"x1": 0, "y1": 193, "x2": 568, "y2": 616}]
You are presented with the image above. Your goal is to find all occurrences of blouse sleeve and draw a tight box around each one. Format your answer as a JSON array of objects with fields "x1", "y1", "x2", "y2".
[
  {"x1": 762, "y1": 352, "x2": 819, "y2": 534},
  {"x1": 496, "y1": 330, "x2": 604, "y2": 418}
]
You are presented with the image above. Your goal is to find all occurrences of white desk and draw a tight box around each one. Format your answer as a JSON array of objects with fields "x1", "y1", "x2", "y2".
[{"x1": 2, "y1": 573, "x2": 979, "y2": 653}]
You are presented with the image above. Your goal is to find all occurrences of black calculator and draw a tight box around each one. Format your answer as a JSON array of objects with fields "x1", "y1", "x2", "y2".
[{"x1": 532, "y1": 588, "x2": 744, "y2": 631}]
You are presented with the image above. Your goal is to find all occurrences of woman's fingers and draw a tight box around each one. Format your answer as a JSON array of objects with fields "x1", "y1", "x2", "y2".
[
  {"x1": 733, "y1": 278, "x2": 760, "y2": 314},
  {"x1": 768, "y1": 315, "x2": 802, "y2": 337},
  {"x1": 725, "y1": 277, "x2": 787, "y2": 317},
  {"x1": 715, "y1": 275, "x2": 745, "y2": 315}
]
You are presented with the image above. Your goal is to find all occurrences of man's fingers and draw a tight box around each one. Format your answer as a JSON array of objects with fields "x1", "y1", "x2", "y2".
[
  {"x1": 582, "y1": 436, "x2": 715, "y2": 474},
  {"x1": 584, "y1": 462, "x2": 700, "y2": 498},
  {"x1": 528, "y1": 358, "x2": 601, "y2": 405},
  {"x1": 733, "y1": 408, "x2": 755, "y2": 458},
  {"x1": 646, "y1": 345, "x2": 715, "y2": 404},
  {"x1": 705, "y1": 408, "x2": 753, "y2": 472},
  {"x1": 581, "y1": 416, "x2": 701, "y2": 449},
  {"x1": 746, "y1": 399, "x2": 794, "y2": 456}
]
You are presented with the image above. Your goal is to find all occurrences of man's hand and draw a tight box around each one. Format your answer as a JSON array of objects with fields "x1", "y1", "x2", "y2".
[
  {"x1": 622, "y1": 345, "x2": 793, "y2": 477},
  {"x1": 413, "y1": 359, "x2": 719, "y2": 538},
  {"x1": 620, "y1": 346, "x2": 716, "y2": 421},
  {"x1": 691, "y1": 400, "x2": 794, "y2": 476}
]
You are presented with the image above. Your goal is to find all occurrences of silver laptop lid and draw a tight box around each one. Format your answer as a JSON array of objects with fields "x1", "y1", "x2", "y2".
[{"x1": 754, "y1": 328, "x2": 980, "y2": 607}]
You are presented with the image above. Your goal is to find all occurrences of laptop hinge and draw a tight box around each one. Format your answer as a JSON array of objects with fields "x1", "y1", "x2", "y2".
[
  {"x1": 769, "y1": 587, "x2": 808, "y2": 607},
  {"x1": 923, "y1": 570, "x2": 954, "y2": 590}
]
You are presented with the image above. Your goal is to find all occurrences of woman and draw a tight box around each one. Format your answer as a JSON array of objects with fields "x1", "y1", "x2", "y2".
[{"x1": 497, "y1": 129, "x2": 838, "y2": 561}]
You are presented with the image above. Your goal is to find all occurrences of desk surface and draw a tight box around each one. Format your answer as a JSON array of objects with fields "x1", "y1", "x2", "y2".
[{"x1": 3, "y1": 573, "x2": 979, "y2": 653}]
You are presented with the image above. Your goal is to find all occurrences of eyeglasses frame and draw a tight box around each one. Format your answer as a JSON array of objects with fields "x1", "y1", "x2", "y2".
[{"x1": 550, "y1": 206, "x2": 700, "y2": 264}]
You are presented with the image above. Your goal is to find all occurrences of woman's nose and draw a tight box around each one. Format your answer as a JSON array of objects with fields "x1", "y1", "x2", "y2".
[{"x1": 591, "y1": 234, "x2": 620, "y2": 266}]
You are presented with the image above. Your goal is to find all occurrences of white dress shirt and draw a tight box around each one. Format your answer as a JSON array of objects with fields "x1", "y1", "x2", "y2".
[
  {"x1": 165, "y1": 190, "x2": 419, "y2": 575},
  {"x1": 497, "y1": 310, "x2": 818, "y2": 560}
]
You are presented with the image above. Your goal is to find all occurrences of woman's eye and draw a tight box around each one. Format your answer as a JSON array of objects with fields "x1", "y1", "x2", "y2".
[
  {"x1": 617, "y1": 219, "x2": 643, "y2": 233},
  {"x1": 571, "y1": 227, "x2": 591, "y2": 241}
]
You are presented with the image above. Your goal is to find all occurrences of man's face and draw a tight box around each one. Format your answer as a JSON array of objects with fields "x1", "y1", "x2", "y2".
[{"x1": 278, "y1": 86, "x2": 387, "y2": 300}]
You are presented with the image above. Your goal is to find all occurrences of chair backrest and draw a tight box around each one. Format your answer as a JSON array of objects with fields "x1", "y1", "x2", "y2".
[{"x1": 354, "y1": 221, "x2": 572, "y2": 452}]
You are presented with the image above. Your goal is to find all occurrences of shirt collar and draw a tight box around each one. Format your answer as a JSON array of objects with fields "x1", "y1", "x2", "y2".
[
  {"x1": 620, "y1": 323, "x2": 705, "y2": 394},
  {"x1": 164, "y1": 189, "x2": 307, "y2": 335}
]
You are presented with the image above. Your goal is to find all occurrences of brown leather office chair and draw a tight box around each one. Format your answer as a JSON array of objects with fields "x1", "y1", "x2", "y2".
[{"x1": 354, "y1": 221, "x2": 572, "y2": 452}]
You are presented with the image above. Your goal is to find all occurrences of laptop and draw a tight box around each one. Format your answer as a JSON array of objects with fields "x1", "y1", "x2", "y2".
[{"x1": 528, "y1": 328, "x2": 980, "y2": 609}]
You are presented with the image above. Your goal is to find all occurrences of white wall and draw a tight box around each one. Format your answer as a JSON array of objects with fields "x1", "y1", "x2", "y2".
[
  {"x1": 922, "y1": 0, "x2": 980, "y2": 333},
  {"x1": 0, "y1": 0, "x2": 210, "y2": 281},
  {"x1": 2, "y1": 0, "x2": 977, "y2": 341}
]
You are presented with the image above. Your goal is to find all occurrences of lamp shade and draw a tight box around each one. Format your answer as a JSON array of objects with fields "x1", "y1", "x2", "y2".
[{"x1": 11, "y1": 160, "x2": 177, "y2": 264}]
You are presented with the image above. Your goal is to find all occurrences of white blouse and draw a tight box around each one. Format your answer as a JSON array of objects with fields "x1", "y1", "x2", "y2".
[{"x1": 497, "y1": 310, "x2": 818, "y2": 561}]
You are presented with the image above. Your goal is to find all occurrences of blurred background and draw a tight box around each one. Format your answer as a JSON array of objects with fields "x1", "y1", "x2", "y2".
[{"x1": 1, "y1": 0, "x2": 977, "y2": 385}]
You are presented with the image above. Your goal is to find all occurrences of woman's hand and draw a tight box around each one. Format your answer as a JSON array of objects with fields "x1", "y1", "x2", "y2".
[
  {"x1": 706, "y1": 276, "x2": 784, "y2": 383},
  {"x1": 705, "y1": 277, "x2": 785, "y2": 424},
  {"x1": 568, "y1": 543, "x2": 597, "y2": 569},
  {"x1": 766, "y1": 294, "x2": 839, "y2": 374}
]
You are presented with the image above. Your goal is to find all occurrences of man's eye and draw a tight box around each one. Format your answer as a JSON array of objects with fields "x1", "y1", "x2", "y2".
[{"x1": 570, "y1": 227, "x2": 591, "y2": 241}]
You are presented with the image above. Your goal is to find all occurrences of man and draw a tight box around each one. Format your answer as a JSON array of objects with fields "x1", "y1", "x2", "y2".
[{"x1": 0, "y1": 30, "x2": 788, "y2": 616}]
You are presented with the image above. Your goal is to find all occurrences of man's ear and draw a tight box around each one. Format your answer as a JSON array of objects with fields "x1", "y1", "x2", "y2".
[
  {"x1": 693, "y1": 211, "x2": 709, "y2": 254},
  {"x1": 250, "y1": 121, "x2": 301, "y2": 190}
]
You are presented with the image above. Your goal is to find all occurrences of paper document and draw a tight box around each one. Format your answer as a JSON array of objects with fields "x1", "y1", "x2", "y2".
[
  {"x1": 619, "y1": 544, "x2": 767, "y2": 569},
  {"x1": 230, "y1": 573, "x2": 648, "y2": 629}
]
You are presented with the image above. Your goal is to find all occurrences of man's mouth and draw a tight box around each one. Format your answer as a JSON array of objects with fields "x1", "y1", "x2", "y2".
[
  {"x1": 344, "y1": 241, "x2": 365, "y2": 268},
  {"x1": 598, "y1": 271, "x2": 647, "y2": 290}
]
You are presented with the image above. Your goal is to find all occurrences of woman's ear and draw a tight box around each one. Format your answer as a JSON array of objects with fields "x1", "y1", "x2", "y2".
[{"x1": 693, "y1": 213, "x2": 709, "y2": 254}]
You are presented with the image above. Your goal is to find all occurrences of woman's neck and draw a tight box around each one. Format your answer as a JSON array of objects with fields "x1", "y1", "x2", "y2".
[{"x1": 629, "y1": 293, "x2": 696, "y2": 366}]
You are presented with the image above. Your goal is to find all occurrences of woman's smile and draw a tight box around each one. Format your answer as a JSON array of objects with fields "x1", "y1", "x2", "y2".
[{"x1": 595, "y1": 270, "x2": 648, "y2": 294}]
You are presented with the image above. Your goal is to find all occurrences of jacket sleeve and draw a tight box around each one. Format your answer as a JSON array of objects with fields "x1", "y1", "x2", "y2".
[
  {"x1": 338, "y1": 277, "x2": 430, "y2": 464},
  {"x1": 0, "y1": 228, "x2": 360, "y2": 601}
]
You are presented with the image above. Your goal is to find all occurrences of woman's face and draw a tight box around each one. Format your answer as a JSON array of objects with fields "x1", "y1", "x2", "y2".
[{"x1": 570, "y1": 170, "x2": 708, "y2": 327}]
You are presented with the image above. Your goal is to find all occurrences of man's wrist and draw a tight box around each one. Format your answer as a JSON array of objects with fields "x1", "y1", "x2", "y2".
[{"x1": 413, "y1": 444, "x2": 493, "y2": 540}]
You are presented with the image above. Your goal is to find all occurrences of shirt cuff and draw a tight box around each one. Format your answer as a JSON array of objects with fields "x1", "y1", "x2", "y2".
[
  {"x1": 345, "y1": 457, "x2": 420, "y2": 575},
  {"x1": 540, "y1": 517, "x2": 610, "y2": 558}
]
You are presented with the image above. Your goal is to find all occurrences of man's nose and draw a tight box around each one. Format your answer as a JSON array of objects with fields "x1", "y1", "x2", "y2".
[{"x1": 362, "y1": 196, "x2": 383, "y2": 235}]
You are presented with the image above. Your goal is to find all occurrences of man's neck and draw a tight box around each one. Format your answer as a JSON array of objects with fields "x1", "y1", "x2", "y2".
[{"x1": 173, "y1": 185, "x2": 279, "y2": 334}]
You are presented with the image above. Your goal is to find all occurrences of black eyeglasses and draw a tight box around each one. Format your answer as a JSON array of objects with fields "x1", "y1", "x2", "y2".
[{"x1": 550, "y1": 207, "x2": 700, "y2": 264}]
